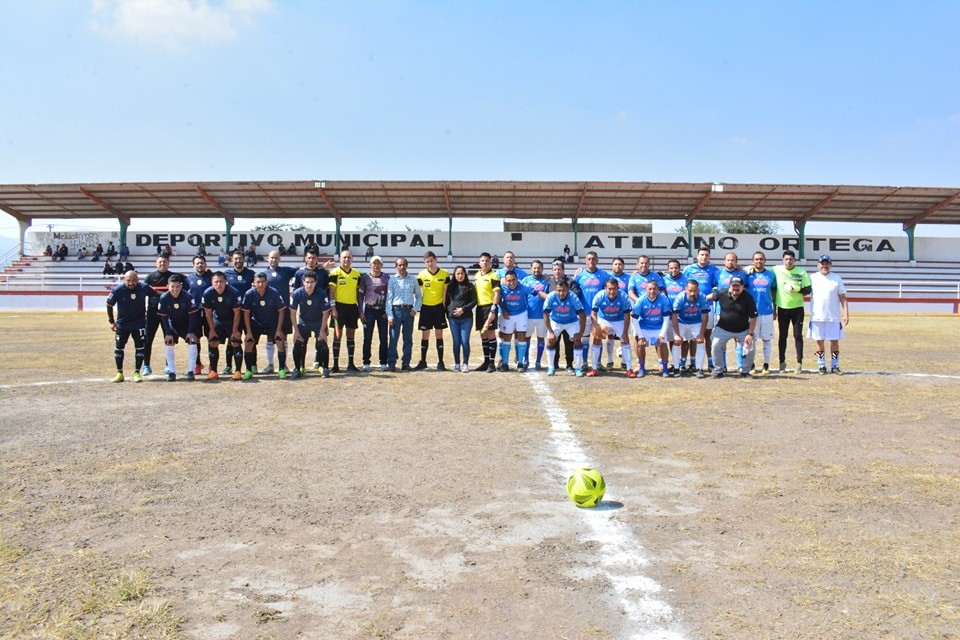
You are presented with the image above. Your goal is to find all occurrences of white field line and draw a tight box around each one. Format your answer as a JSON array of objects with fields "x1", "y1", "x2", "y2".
[{"x1": 527, "y1": 374, "x2": 689, "y2": 640}]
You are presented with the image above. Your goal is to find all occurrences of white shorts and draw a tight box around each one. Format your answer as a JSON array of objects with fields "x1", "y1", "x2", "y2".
[
  {"x1": 676, "y1": 321, "x2": 702, "y2": 341},
  {"x1": 596, "y1": 317, "x2": 628, "y2": 340},
  {"x1": 636, "y1": 327, "x2": 665, "y2": 346},
  {"x1": 550, "y1": 321, "x2": 582, "y2": 341},
  {"x1": 581, "y1": 314, "x2": 594, "y2": 338},
  {"x1": 499, "y1": 311, "x2": 528, "y2": 335},
  {"x1": 808, "y1": 320, "x2": 844, "y2": 341},
  {"x1": 753, "y1": 314, "x2": 774, "y2": 340},
  {"x1": 526, "y1": 317, "x2": 547, "y2": 339},
  {"x1": 705, "y1": 310, "x2": 716, "y2": 330}
]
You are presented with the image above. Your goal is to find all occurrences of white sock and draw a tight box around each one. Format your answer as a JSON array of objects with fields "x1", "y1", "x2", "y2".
[
  {"x1": 671, "y1": 344, "x2": 681, "y2": 368},
  {"x1": 591, "y1": 345, "x2": 602, "y2": 368},
  {"x1": 165, "y1": 345, "x2": 176, "y2": 373},
  {"x1": 187, "y1": 343, "x2": 198, "y2": 373},
  {"x1": 620, "y1": 343, "x2": 633, "y2": 370},
  {"x1": 546, "y1": 346, "x2": 556, "y2": 367},
  {"x1": 605, "y1": 339, "x2": 614, "y2": 363},
  {"x1": 574, "y1": 350, "x2": 583, "y2": 370},
  {"x1": 265, "y1": 342, "x2": 275, "y2": 367},
  {"x1": 763, "y1": 340, "x2": 772, "y2": 365}
]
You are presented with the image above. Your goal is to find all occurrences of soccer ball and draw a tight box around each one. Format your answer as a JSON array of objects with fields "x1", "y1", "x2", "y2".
[{"x1": 566, "y1": 467, "x2": 606, "y2": 508}]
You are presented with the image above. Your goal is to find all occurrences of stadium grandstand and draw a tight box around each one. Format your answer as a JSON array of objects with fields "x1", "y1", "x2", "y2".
[{"x1": 2, "y1": 180, "x2": 959, "y2": 312}]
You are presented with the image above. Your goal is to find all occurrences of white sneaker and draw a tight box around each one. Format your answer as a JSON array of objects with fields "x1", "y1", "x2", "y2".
[
  {"x1": 461, "y1": 363, "x2": 469, "y2": 373},
  {"x1": 261, "y1": 365, "x2": 275, "y2": 375},
  {"x1": 380, "y1": 364, "x2": 388, "y2": 371},
  {"x1": 453, "y1": 363, "x2": 460, "y2": 372},
  {"x1": 362, "y1": 364, "x2": 371, "y2": 372}
]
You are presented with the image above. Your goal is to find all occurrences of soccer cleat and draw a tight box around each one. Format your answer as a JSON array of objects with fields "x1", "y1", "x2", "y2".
[
  {"x1": 762, "y1": 364, "x2": 770, "y2": 375},
  {"x1": 779, "y1": 361, "x2": 787, "y2": 373},
  {"x1": 250, "y1": 366, "x2": 258, "y2": 375},
  {"x1": 596, "y1": 363, "x2": 606, "y2": 372},
  {"x1": 167, "y1": 372, "x2": 176, "y2": 382},
  {"x1": 222, "y1": 366, "x2": 233, "y2": 375},
  {"x1": 347, "y1": 363, "x2": 359, "y2": 373},
  {"x1": 740, "y1": 370, "x2": 751, "y2": 378},
  {"x1": 164, "y1": 366, "x2": 173, "y2": 375},
  {"x1": 401, "y1": 363, "x2": 412, "y2": 372},
  {"x1": 242, "y1": 370, "x2": 254, "y2": 380},
  {"x1": 290, "y1": 368, "x2": 302, "y2": 380},
  {"x1": 133, "y1": 371, "x2": 143, "y2": 383},
  {"x1": 831, "y1": 366, "x2": 843, "y2": 375},
  {"x1": 668, "y1": 365, "x2": 677, "y2": 377},
  {"x1": 625, "y1": 369, "x2": 637, "y2": 379},
  {"x1": 388, "y1": 364, "x2": 397, "y2": 372},
  {"x1": 206, "y1": 370, "x2": 219, "y2": 381},
  {"x1": 194, "y1": 363, "x2": 203, "y2": 375},
  {"x1": 261, "y1": 365, "x2": 274, "y2": 375},
  {"x1": 363, "y1": 364, "x2": 371, "y2": 372},
  {"x1": 662, "y1": 369, "x2": 671, "y2": 378},
  {"x1": 637, "y1": 368, "x2": 646, "y2": 378},
  {"x1": 380, "y1": 364, "x2": 388, "y2": 371},
  {"x1": 436, "y1": 361, "x2": 446, "y2": 371},
  {"x1": 585, "y1": 368, "x2": 599, "y2": 377},
  {"x1": 547, "y1": 367, "x2": 556, "y2": 376},
  {"x1": 620, "y1": 362, "x2": 627, "y2": 370},
  {"x1": 232, "y1": 371, "x2": 242, "y2": 380},
  {"x1": 322, "y1": 367, "x2": 331, "y2": 378},
  {"x1": 574, "y1": 368, "x2": 584, "y2": 377},
  {"x1": 712, "y1": 369, "x2": 724, "y2": 379},
  {"x1": 517, "y1": 363, "x2": 527, "y2": 373},
  {"x1": 277, "y1": 368, "x2": 288, "y2": 379},
  {"x1": 795, "y1": 362, "x2": 803, "y2": 374},
  {"x1": 141, "y1": 365, "x2": 152, "y2": 376},
  {"x1": 486, "y1": 363, "x2": 496, "y2": 373},
  {"x1": 186, "y1": 371, "x2": 195, "y2": 381},
  {"x1": 819, "y1": 366, "x2": 827, "y2": 375},
  {"x1": 696, "y1": 369, "x2": 706, "y2": 379},
  {"x1": 565, "y1": 364, "x2": 574, "y2": 372},
  {"x1": 606, "y1": 361, "x2": 615, "y2": 370},
  {"x1": 414, "y1": 361, "x2": 428, "y2": 371},
  {"x1": 497, "y1": 362, "x2": 509, "y2": 372},
  {"x1": 300, "y1": 367, "x2": 307, "y2": 376},
  {"x1": 111, "y1": 372, "x2": 124, "y2": 383},
  {"x1": 331, "y1": 364, "x2": 340, "y2": 374}
]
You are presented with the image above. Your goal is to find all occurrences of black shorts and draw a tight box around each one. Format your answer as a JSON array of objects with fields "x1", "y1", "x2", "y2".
[
  {"x1": 251, "y1": 326, "x2": 281, "y2": 344},
  {"x1": 418, "y1": 304, "x2": 448, "y2": 331},
  {"x1": 209, "y1": 324, "x2": 234, "y2": 345},
  {"x1": 476, "y1": 304, "x2": 498, "y2": 331},
  {"x1": 279, "y1": 312, "x2": 293, "y2": 334},
  {"x1": 332, "y1": 302, "x2": 359, "y2": 329}
]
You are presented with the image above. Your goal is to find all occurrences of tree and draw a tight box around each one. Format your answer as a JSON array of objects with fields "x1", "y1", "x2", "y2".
[
  {"x1": 674, "y1": 221, "x2": 721, "y2": 234},
  {"x1": 362, "y1": 220, "x2": 384, "y2": 231},
  {"x1": 252, "y1": 223, "x2": 310, "y2": 231},
  {"x1": 673, "y1": 220, "x2": 780, "y2": 234}
]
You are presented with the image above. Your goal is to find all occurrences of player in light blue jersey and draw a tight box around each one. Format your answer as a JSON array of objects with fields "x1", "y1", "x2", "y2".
[
  {"x1": 746, "y1": 251, "x2": 777, "y2": 374},
  {"x1": 631, "y1": 280, "x2": 673, "y2": 377},
  {"x1": 497, "y1": 271, "x2": 540, "y2": 372},
  {"x1": 574, "y1": 251, "x2": 608, "y2": 367},
  {"x1": 496, "y1": 250, "x2": 528, "y2": 282},
  {"x1": 543, "y1": 278, "x2": 586, "y2": 376},
  {"x1": 606, "y1": 257, "x2": 632, "y2": 369},
  {"x1": 627, "y1": 255, "x2": 666, "y2": 302},
  {"x1": 671, "y1": 279, "x2": 710, "y2": 377},
  {"x1": 521, "y1": 260, "x2": 550, "y2": 370},
  {"x1": 682, "y1": 248, "x2": 720, "y2": 369},
  {"x1": 662, "y1": 259, "x2": 688, "y2": 373},
  {"x1": 588, "y1": 278, "x2": 635, "y2": 377},
  {"x1": 716, "y1": 253, "x2": 749, "y2": 371}
]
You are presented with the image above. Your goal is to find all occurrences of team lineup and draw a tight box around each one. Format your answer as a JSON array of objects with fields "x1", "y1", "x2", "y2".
[{"x1": 106, "y1": 245, "x2": 851, "y2": 382}]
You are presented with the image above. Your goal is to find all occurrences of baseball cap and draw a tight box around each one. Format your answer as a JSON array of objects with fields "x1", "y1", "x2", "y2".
[
  {"x1": 729, "y1": 276, "x2": 745, "y2": 286},
  {"x1": 370, "y1": 255, "x2": 383, "y2": 264},
  {"x1": 818, "y1": 255, "x2": 832, "y2": 263}
]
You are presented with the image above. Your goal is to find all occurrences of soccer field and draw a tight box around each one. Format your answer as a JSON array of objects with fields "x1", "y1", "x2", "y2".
[{"x1": 1, "y1": 313, "x2": 958, "y2": 639}]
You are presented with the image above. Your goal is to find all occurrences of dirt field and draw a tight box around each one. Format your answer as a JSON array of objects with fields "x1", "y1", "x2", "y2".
[{"x1": 1, "y1": 313, "x2": 959, "y2": 639}]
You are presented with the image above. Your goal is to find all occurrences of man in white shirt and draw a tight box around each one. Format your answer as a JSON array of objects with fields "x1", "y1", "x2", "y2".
[{"x1": 808, "y1": 255, "x2": 850, "y2": 375}]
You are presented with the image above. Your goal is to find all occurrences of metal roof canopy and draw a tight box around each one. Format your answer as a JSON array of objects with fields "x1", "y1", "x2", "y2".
[{"x1": 1, "y1": 180, "x2": 959, "y2": 228}]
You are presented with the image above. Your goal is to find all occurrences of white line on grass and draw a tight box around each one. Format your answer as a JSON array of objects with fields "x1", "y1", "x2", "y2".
[
  {"x1": 527, "y1": 374, "x2": 689, "y2": 640},
  {"x1": 0, "y1": 377, "x2": 109, "y2": 390}
]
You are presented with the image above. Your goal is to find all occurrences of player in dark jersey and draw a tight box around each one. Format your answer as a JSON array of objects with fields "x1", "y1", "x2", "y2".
[
  {"x1": 294, "y1": 248, "x2": 333, "y2": 369},
  {"x1": 157, "y1": 273, "x2": 200, "y2": 381},
  {"x1": 142, "y1": 254, "x2": 180, "y2": 376},
  {"x1": 201, "y1": 271, "x2": 243, "y2": 380},
  {"x1": 225, "y1": 250, "x2": 255, "y2": 297},
  {"x1": 289, "y1": 270, "x2": 332, "y2": 378},
  {"x1": 186, "y1": 254, "x2": 214, "y2": 375},
  {"x1": 106, "y1": 270, "x2": 158, "y2": 383},
  {"x1": 241, "y1": 272, "x2": 289, "y2": 379},
  {"x1": 263, "y1": 249, "x2": 298, "y2": 374}
]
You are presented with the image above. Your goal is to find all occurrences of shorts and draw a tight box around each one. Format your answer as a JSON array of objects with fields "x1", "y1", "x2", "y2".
[
  {"x1": 279, "y1": 312, "x2": 293, "y2": 335},
  {"x1": 418, "y1": 304, "x2": 448, "y2": 331},
  {"x1": 753, "y1": 314, "x2": 774, "y2": 341},
  {"x1": 808, "y1": 320, "x2": 844, "y2": 341},
  {"x1": 526, "y1": 317, "x2": 547, "y2": 339},
  {"x1": 210, "y1": 324, "x2": 238, "y2": 345},
  {"x1": 251, "y1": 326, "x2": 281, "y2": 344},
  {"x1": 596, "y1": 316, "x2": 628, "y2": 340},
  {"x1": 549, "y1": 320, "x2": 582, "y2": 342},
  {"x1": 705, "y1": 309, "x2": 716, "y2": 330},
  {"x1": 166, "y1": 325, "x2": 197, "y2": 344},
  {"x1": 636, "y1": 327, "x2": 665, "y2": 346},
  {"x1": 333, "y1": 302, "x2": 359, "y2": 329},
  {"x1": 295, "y1": 324, "x2": 324, "y2": 341},
  {"x1": 499, "y1": 310, "x2": 528, "y2": 335},
  {"x1": 476, "y1": 304, "x2": 498, "y2": 331},
  {"x1": 676, "y1": 321, "x2": 703, "y2": 341}
]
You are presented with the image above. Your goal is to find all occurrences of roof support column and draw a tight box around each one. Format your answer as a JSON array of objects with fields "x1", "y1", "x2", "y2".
[
  {"x1": 794, "y1": 221, "x2": 806, "y2": 261},
  {"x1": 905, "y1": 225, "x2": 916, "y2": 264},
  {"x1": 17, "y1": 218, "x2": 30, "y2": 257},
  {"x1": 572, "y1": 220, "x2": 579, "y2": 260},
  {"x1": 118, "y1": 219, "x2": 129, "y2": 251},
  {"x1": 335, "y1": 217, "x2": 341, "y2": 255},
  {"x1": 225, "y1": 218, "x2": 234, "y2": 252},
  {"x1": 448, "y1": 216, "x2": 453, "y2": 259},
  {"x1": 685, "y1": 219, "x2": 694, "y2": 261}
]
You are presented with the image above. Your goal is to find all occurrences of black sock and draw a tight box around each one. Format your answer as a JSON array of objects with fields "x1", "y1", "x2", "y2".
[
  {"x1": 420, "y1": 340, "x2": 429, "y2": 363},
  {"x1": 436, "y1": 339, "x2": 444, "y2": 364},
  {"x1": 209, "y1": 347, "x2": 219, "y2": 371},
  {"x1": 346, "y1": 339, "x2": 355, "y2": 364}
]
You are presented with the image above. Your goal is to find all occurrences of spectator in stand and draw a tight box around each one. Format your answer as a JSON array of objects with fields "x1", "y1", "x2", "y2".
[
  {"x1": 118, "y1": 244, "x2": 130, "y2": 261},
  {"x1": 103, "y1": 258, "x2": 115, "y2": 276},
  {"x1": 123, "y1": 260, "x2": 135, "y2": 273},
  {"x1": 217, "y1": 247, "x2": 227, "y2": 265},
  {"x1": 92, "y1": 243, "x2": 103, "y2": 261},
  {"x1": 364, "y1": 245, "x2": 375, "y2": 261},
  {"x1": 196, "y1": 244, "x2": 206, "y2": 257},
  {"x1": 278, "y1": 243, "x2": 287, "y2": 256},
  {"x1": 562, "y1": 244, "x2": 571, "y2": 262},
  {"x1": 77, "y1": 247, "x2": 87, "y2": 260},
  {"x1": 287, "y1": 242, "x2": 297, "y2": 256},
  {"x1": 246, "y1": 244, "x2": 258, "y2": 267},
  {"x1": 106, "y1": 241, "x2": 117, "y2": 258},
  {"x1": 43, "y1": 244, "x2": 53, "y2": 257}
]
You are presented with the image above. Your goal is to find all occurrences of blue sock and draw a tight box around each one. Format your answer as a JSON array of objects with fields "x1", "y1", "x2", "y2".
[
  {"x1": 499, "y1": 341, "x2": 511, "y2": 364},
  {"x1": 536, "y1": 339, "x2": 545, "y2": 365},
  {"x1": 517, "y1": 342, "x2": 528, "y2": 365}
]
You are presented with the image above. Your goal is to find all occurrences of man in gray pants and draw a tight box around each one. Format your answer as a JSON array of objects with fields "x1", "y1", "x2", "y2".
[{"x1": 711, "y1": 276, "x2": 758, "y2": 378}]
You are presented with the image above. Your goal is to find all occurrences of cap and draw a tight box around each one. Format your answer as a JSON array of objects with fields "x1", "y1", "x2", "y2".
[
  {"x1": 729, "y1": 276, "x2": 745, "y2": 286},
  {"x1": 818, "y1": 255, "x2": 832, "y2": 263},
  {"x1": 370, "y1": 255, "x2": 383, "y2": 264}
]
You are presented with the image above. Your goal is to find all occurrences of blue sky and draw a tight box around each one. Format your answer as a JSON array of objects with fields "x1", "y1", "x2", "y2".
[{"x1": 1, "y1": 0, "x2": 958, "y2": 239}]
